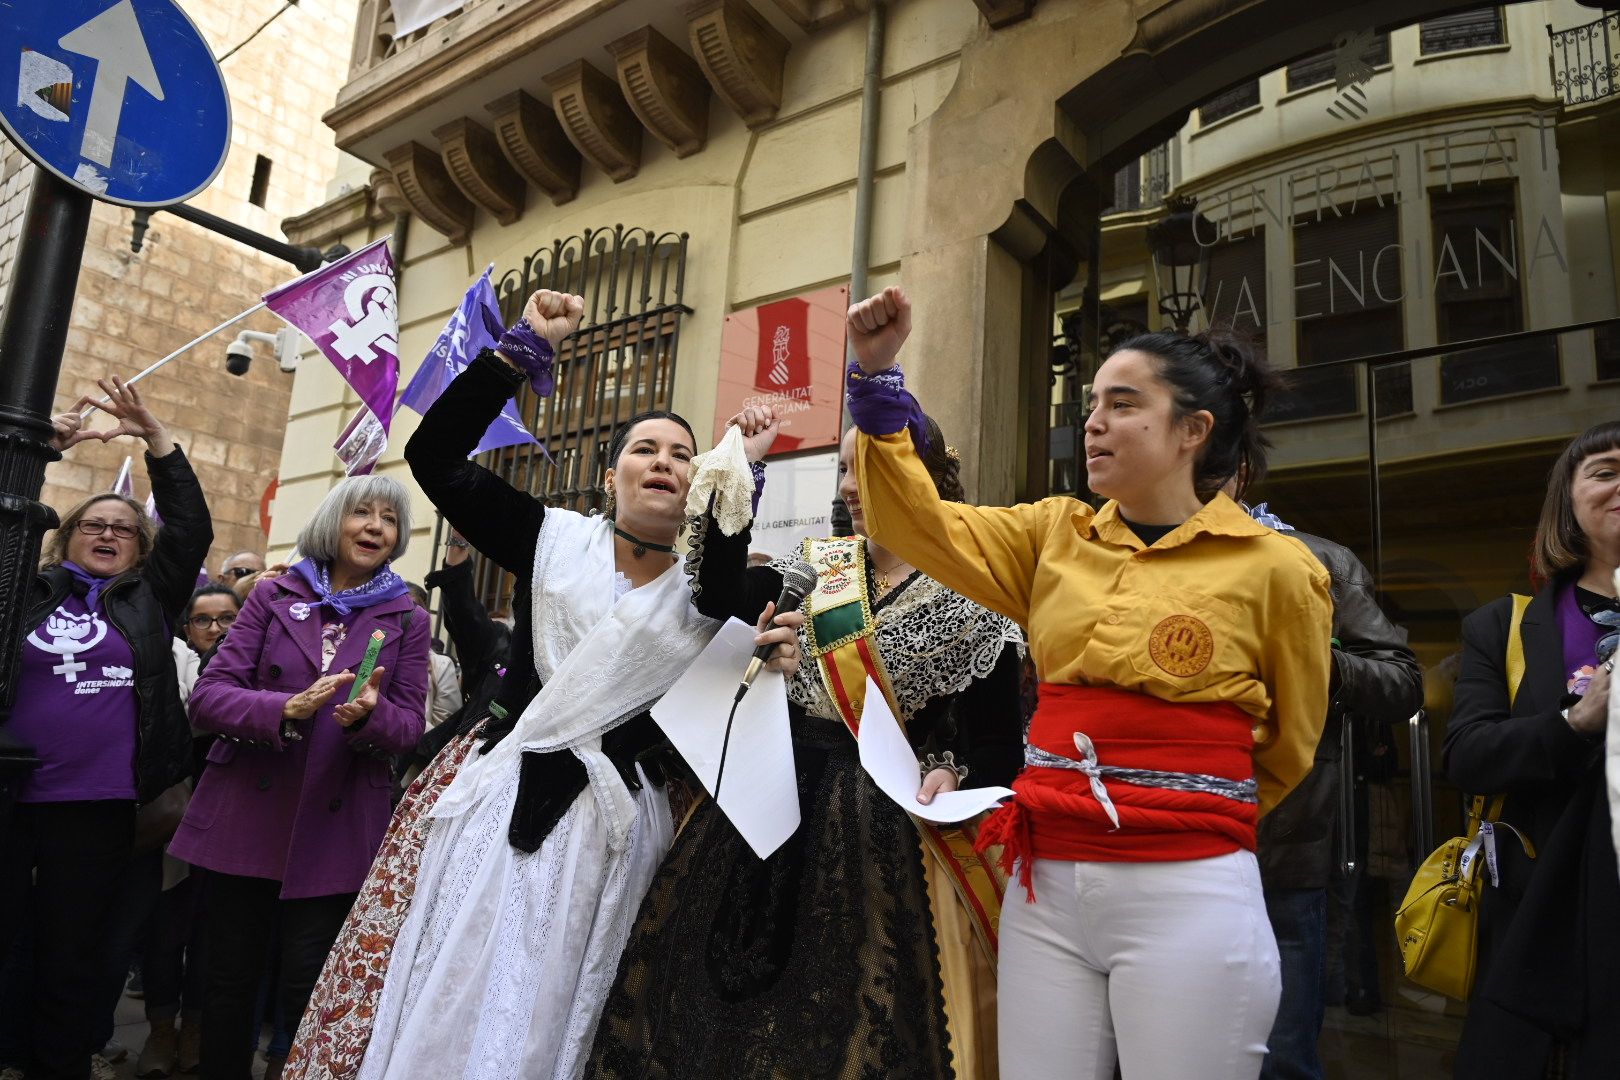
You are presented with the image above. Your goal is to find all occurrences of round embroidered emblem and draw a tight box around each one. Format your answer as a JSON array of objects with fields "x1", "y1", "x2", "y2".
[{"x1": 1148, "y1": 614, "x2": 1214, "y2": 677}]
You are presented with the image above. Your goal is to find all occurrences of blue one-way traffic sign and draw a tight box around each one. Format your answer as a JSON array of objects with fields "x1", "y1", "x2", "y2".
[{"x1": 0, "y1": 0, "x2": 231, "y2": 207}]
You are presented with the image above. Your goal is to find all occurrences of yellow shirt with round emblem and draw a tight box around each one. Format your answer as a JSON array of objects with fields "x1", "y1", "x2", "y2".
[{"x1": 855, "y1": 430, "x2": 1334, "y2": 816}]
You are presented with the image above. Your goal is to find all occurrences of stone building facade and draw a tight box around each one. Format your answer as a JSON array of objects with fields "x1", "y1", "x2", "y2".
[
  {"x1": 277, "y1": 3, "x2": 1620, "y2": 1068},
  {"x1": 0, "y1": 0, "x2": 359, "y2": 575}
]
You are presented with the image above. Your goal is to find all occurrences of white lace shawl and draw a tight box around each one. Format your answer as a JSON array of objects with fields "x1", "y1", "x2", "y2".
[
  {"x1": 772, "y1": 556, "x2": 1026, "y2": 727},
  {"x1": 431, "y1": 509, "x2": 719, "y2": 853}
]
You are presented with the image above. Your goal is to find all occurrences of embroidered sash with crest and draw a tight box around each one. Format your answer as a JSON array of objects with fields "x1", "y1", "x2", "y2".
[{"x1": 802, "y1": 537, "x2": 1006, "y2": 959}]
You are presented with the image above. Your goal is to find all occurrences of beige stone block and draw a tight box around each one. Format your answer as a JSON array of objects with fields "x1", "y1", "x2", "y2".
[
  {"x1": 733, "y1": 189, "x2": 853, "y2": 305},
  {"x1": 280, "y1": 411, "x2": 348, "y2": 480},
  {"x1": 739, "y1": 99, "x2": 860, "y2": 216},
  {"x1": 398, "y1": 245, "x2": 473, "y2": 325},
  {"x1": 188, "y1": 432, "x2": 229, "y2": 467},
  {"x1": 288, "y1": 348, "x2": 351, "y2": 416}
]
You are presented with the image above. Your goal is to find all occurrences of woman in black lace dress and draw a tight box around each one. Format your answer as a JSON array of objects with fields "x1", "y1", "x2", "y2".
[{"x1": 589, "y1": 410, "x2": 1026, "y2": 1079}]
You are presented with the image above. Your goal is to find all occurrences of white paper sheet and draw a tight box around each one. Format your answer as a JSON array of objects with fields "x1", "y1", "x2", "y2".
[
  {"x1": 651, "y1": 618, "x2": 800, "y2": 858},
  {"x1": 856, "y1": 676, "x2": 1014, "y2": 823}
]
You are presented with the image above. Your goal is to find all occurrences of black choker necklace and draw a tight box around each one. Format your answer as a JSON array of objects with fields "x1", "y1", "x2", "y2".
[{"x1": 613, "y1": 526, "x2": 675, "y2": 558}]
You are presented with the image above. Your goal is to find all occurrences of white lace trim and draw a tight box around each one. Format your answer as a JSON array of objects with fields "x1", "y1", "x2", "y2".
[{"x1": 770, "y1": 557, "x2": 1026, "y2": 726}]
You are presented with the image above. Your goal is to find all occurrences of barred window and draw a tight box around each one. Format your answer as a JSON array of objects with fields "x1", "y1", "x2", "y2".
[
  {"x1": 456, "y1": 225, "x2": 691, "y2": 618},
  {"x1": 1199, "y1": 79, "x2": 1260, "y2": 126},
  {"x1": 1419, "y1": 9, "x2": 1504, "y2": 55},
  {"x1": 1285, "y1": 33, "x2": 1391, "y2": 92}
]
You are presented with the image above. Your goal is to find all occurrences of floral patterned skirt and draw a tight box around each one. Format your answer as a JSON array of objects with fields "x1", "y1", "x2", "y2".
[{"x1": 283, "y1": 730, "x2": 481, "y2": 1080}]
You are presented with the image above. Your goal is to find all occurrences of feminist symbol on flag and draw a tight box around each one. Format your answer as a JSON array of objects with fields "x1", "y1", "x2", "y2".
[{"x1": 328, "y1": 272, "x2": 398, "y2": 365}]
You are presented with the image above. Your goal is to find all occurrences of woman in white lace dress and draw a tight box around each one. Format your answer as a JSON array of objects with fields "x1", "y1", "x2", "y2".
[
  {"x1": 589, "y1": 415, "x2": 1028, "y2": 1080},
  {"x1": 283, "y1": 290, "x2": 803, "y2": 1080}
]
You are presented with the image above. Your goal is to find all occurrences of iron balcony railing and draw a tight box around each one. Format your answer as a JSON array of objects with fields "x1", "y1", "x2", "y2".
[{"x1": 1549, "y1": 12, "x2": 1620, "y2": 107}]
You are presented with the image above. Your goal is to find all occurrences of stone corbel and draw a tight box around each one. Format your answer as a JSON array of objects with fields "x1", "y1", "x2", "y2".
[
  {"x1": 607, "y1": 27, "x2": 711, "y2": 159},
  {"x1": 383, "y1": 141, "x2": 475, "y2": 245},
  {"x1": 543, "y1": 60, "x2": 644, "y2": 183},
  {"x1": 434, "y1": 117, "x2": 526, "y2": 226},
  {"x1": 765, "y1": 0, "x2": 867, "y2": 31},
  {"x1": 972, "y1": 0, "x2": 1035, "y2": 28},
  {"x1": 485, "y1": 91, "x2": 582, "y2": 206},
  {"x1": 369, "y1": 167, "x2": 411, "y2": 222},
  {"x1": 686, "y1": 0, "x2": 790, "y2": 129}
]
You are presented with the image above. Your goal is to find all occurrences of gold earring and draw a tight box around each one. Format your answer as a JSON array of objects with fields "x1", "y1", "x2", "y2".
[{"x1": 603, "y1": 487, "x2": 617, "y2": 517}]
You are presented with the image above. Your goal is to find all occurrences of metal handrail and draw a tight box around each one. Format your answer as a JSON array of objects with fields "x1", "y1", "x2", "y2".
[{"x1": 1549, "y1": 13, "x2": 1620, "y2": 107}]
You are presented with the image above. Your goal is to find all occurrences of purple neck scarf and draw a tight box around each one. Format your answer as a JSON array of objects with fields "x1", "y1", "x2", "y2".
[
  {"x1": 60, "y1": 561, "x2": 116, "y2": 610},
  {"x1": 290, "y1": 558, "x2": 408, "y2": 618}
]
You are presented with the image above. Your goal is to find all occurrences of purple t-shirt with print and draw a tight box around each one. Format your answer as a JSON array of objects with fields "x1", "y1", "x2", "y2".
[{"x1": 11, "y1": 592, "x2": 139, "y2": 802}]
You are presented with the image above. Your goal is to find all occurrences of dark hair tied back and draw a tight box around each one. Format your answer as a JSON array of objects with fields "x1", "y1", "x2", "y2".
[
  {"x1": 1109, "y1": 326, "x2": 1283, "y2": 498},
  {"x1": 918, "y1": 415, "x2": 965, "y2": 503}
]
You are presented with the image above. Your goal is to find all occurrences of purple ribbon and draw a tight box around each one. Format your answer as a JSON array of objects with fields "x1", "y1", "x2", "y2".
[
  {"x1": 496, "y1": 318, "x2": 556, "y2": 398},
  {"x1": 845, "y1": 361, "x2": 930, "y2": 454}
]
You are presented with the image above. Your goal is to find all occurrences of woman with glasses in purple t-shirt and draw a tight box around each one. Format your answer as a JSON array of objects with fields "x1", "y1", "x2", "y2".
[{"x1": 0, "y1": 378, "x2": 213, "y2": 1080}]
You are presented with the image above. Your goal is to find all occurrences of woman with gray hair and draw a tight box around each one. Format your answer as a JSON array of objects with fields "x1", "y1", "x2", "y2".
[{"x1": 170, "y1": 474, "x2": 430, "y2": 1080}]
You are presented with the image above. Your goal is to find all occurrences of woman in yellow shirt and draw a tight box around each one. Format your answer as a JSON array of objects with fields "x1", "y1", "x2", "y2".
[{"x1": 844, "y1": 287, "x2": 1333, "y2": 1080}]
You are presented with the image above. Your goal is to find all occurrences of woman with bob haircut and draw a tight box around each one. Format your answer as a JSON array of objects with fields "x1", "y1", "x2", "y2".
[
  {"x1": 1, "y1": 378, "x2": 211, "y2": 1080},
  {"x1": 1446, "y1": 419, "x2": 1620, "y2": 1079},
  {"x1": 840, "y1": 287, "x2": 1333, "y2": 1080},
  {"x1": 170, "y1": 473, "x2": 430, "y2": 1080}
]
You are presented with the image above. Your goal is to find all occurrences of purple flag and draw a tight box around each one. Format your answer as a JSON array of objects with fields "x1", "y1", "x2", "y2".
[
  {"x1": 265, "y1": 238, "x2": 400, "y2": 433},
  {"x1": 335, "y1": 407, "x2": 388, "y2": 476},
  {"x1": 397, "y1": 266, "x2": 538, "y2": 457}
]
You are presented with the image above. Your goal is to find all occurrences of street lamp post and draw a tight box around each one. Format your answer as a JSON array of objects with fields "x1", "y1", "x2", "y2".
[
  {"x1": 0, "y1": 171, "x2": 94, "y2": 819},
  {"x1": 1147, "y1": 194, "x2": 1215, "y2": 333}
]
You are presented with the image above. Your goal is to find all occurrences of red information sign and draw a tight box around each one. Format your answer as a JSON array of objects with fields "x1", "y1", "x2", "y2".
[{"x1": 713, "y1": 285, "x2": 848, "y2": 455}]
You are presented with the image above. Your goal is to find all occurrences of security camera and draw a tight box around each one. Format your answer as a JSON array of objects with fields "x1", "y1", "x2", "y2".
[
  {"x1": 225, "y1": 336, "x2": 254, "y2": 376},
  {"x1": 225, "y1": 329, "x2": 302, "y2": 376}
]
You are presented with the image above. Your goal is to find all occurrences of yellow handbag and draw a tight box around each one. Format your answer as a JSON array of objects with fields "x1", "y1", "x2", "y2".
[{"x1": 1394, "y1": 594, "x2": 1537, "y2": 1001}]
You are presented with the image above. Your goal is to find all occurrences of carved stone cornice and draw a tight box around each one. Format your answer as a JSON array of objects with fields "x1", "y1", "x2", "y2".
[
  {"x1": 485, "y1": 90, "x2": 581, "y2": 206},
  {"x1": 383, "y1": 140, "x2": 475, "y2": 244},
  {"x1": 433, "y1": 117, "x2": 526, "y2": 225},
  {"x1": 685, "y1": 0, "x2": 789, "y2": 129},
  {"x1": 543, "y1": 59, "x2": 643, "y2": 182},
  {"x1": 606, "y1": 26, "x2": 710, "y2": 159},
  {"x1": 281, "y1": 186, "x2": 373, "y2": 249},
  {"x1": 765, "y1": 0, "x2": 866, "y2": 31},
  {"x1": 972, "y1": 0, "x2": 1035, "y2": 27}
]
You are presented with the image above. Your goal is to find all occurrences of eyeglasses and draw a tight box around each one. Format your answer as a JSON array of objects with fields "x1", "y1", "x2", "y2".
[
  {"x1": 223, "y1": 567, "x2": 257, "y2": 580},
  {"x1": 187, "y1": 614, "x2": 238, "y2": 632},
  {"x1": 75, "y1": 520, "x2": 139, "y2": 540}
]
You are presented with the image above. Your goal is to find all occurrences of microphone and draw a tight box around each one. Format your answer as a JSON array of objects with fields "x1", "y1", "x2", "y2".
[
  {"x1": 715, "y1": 558, "x2": 819, "y2": 801},
  {"x1": 735, "y1": 560, "x2": 818, "y2": 703}
]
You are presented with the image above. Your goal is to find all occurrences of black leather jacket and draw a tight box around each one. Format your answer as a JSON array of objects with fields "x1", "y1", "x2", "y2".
[
  {"x1": 20, "y1": 447, "x2": 214, "y2": 803},
  {"x1": 1257, "y1": 530, "x2": 1423, "y2": 889}
]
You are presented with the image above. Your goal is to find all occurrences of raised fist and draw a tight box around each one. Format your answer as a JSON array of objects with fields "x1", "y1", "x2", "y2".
[
  {"x1": 846, "y1": 286, "x2": 912, "y2": 375},
  {"x1": 522, "y1": 290, "x2": 586, "y2": 351}
]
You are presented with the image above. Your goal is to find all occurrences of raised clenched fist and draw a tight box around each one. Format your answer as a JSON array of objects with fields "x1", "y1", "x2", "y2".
[{"x1": 522, "y1": 290, "x2": 586, "y2": 351}]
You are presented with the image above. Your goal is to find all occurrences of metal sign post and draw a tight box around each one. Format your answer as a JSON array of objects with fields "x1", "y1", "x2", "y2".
[{"x1": 0, "y1": 0, "x2": 232, "y2": 816}]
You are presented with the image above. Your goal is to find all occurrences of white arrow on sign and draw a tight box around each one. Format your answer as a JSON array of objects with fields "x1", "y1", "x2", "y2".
[{"x1": 58, "y1": 0, "x2": 166, "y2": 168}]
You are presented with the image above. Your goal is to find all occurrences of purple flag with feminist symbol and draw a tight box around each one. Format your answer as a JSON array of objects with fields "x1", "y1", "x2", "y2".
[
  {"x1": 397, "y1": 266, "x2": 538, "y2": 456},
  {"x1": 264, "y1": 238, "x2": 400, "y2": 434}
]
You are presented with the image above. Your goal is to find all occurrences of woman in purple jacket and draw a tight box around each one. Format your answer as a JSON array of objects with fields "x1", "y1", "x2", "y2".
[{"x1": 169, "y1": 475, "x2": 429, "y2": 1080}]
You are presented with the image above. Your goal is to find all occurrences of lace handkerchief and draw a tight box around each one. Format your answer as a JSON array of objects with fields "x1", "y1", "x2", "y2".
[{"x1": 685, "y1": 424, "x2": 754, "y2": 536}]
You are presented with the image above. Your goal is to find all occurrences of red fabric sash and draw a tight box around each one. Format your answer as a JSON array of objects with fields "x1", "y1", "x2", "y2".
[{"x1": 977, "y1": 684, "x2": 1258, "y2": 898}]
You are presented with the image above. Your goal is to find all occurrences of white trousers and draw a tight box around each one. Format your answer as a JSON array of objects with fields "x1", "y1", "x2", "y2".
[{"x1": 998, "y1": 851, "x2": 1281, "y2": 1080}]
